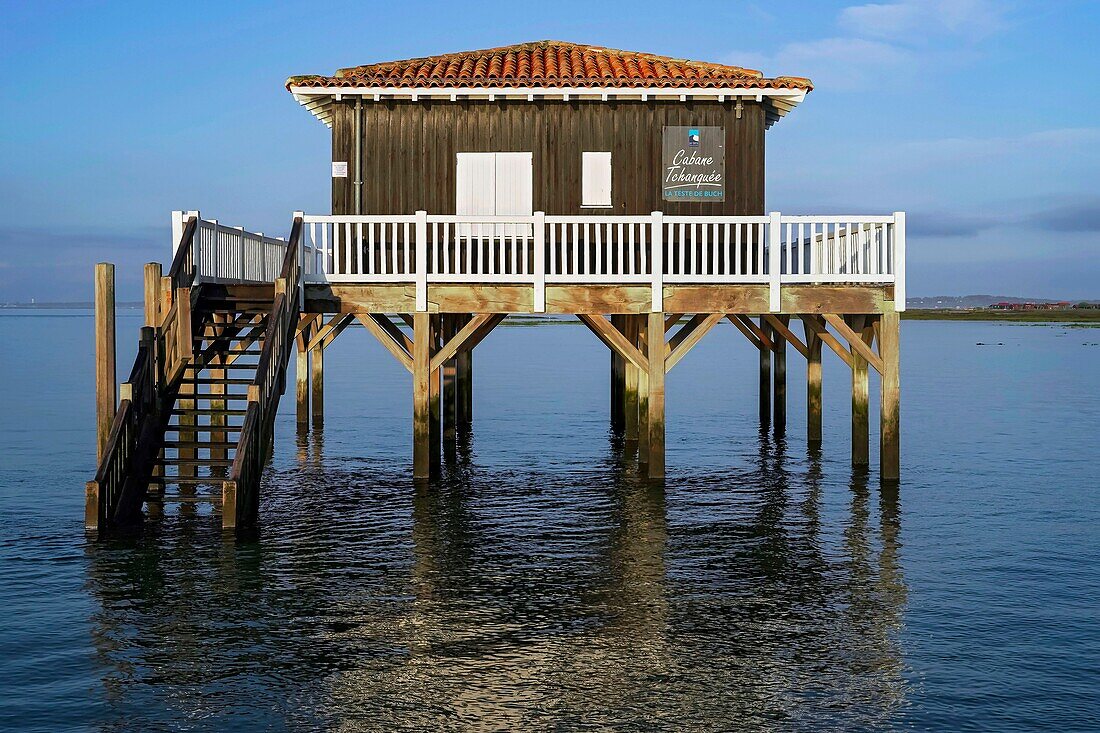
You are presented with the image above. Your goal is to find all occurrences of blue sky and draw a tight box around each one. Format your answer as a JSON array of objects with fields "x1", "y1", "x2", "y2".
[{"x1": 1, "y1": 0, "x2": 1097, "y2": 300}]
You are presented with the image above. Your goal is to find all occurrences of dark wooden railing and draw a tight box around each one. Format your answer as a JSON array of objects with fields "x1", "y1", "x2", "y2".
[
  {"x1": 222, "y1": 217, "x2": 302, "y2": 530},
  {"x1": 86, "y1": 327, "x2": 163, "y2": 531},
  {"x1": 86, "y1": 217, "x2": 200, "y2": 534}
]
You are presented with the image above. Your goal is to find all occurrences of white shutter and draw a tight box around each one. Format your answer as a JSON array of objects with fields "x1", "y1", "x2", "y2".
[
  {"x1": 493, "y1": 152, "x2": 533, "y2": 237},
  {"x1": 582, "y1": 151, "x2": 612, "y2": 207},
  {"x1": 456, "y1": 153, "x2": 496, "y2": 238}
]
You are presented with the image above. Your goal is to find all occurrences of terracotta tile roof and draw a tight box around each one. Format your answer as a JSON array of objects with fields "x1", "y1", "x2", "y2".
[{"x1": 287, "y1": 40, "x2": 812, "y2": 91}]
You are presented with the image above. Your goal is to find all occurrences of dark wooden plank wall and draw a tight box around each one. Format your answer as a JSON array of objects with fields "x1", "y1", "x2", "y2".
[{"x1": 331, "y1": 100, "x2": 765, "y2": 217}]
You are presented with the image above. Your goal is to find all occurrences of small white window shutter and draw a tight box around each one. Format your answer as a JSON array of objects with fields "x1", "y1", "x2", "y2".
[{"x1": 582, "y1": 152, "x2": 612, "y2": 207}]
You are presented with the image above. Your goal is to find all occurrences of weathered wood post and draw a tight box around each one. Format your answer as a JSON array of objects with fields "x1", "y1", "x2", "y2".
[
  {"x1": 296, "y1": 341, "x2": 310, "y2": 426},
  {"x1": 429, "y1": 315, "x2": 442, "y2": 474},
  {"x1": 638, "y1": 320, "x2": 650, "y2": 466},
  {"x1": 773, "y1": 315, "x2": 787, "y2": 436},
  {"x1": 413, "y1": 312, "x2": 431, "y2": 479},
  {"x1": 143, "y1": 263, "x2": 164, "y2": 499},
  {"x1": 442, "y1": 314, "x2": 458, "y2": 444},
  {"x1": 456, "y1": 330, "x2": 472, "y2": 429},
  {"x1": 210, "y1": 314, "x2": 227, "y2": 461},
  {"x1": 647, "y1": 312, "x2": 666, "y2": 479},
  {"x1": 879, "y1": 311, "x2": 901, "y2": 479},
  {"x1": 310, "y1": 341, "x2": 324, "y2": 427},
  {"x1": 758, "y1": 317, "x2": 771, "y2": 426},
  {"x1": 850, "y1": 315, "x2": 870, "y2": 466},
  {"x1": 95, "y1": 263, "x2": 116, "y2": 463},
  {"x1": 610, "y1": 315, "x2": 626, "y2": 432},
  {"x1": 806, "y1": 326, "x2": 823, "y2": 445},
  {"x1": 624, "y1": 315, "x2": 640, "y2": 443}
]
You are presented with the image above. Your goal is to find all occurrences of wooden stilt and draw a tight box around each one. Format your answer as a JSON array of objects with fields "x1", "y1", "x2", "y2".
[
  {"x1": 879, "y1": 311, "x2": 901, "y2": 479},
  {"x1": 610, "y1": 315, "x2": 626, "y2": 431},
  {"x1": 849, "y1": 315, "x2": 870, "y2": 466},
  {"x1": 624, "y1": 315, "x2": 639, "y2": 443},
  {"x1": 805, "y1": 324, "x2": 823, "y2": 445},
  {"x1": 296, "y1": 345, "x2": 309, "y2": 425},
  {"x1": 94, "y1": 263, "x2": 116, "y2": 463},
  {"x1": 442, "y1": 314, "x2": 457, "y2": 443},
  {"x1": 210, "y1": 314, "x2": 227, "y2": 461},
  {"x1": 758, "y1": 317, "x2": 771, "y2": 426},
  {"x1": 310, "y1": 342, "x2": 324, "y2": 427},
  {"x1": 429, "y1": 316, "x2": 441, "y2": 474},
  {"x1": 647, "y1": 312, "x2": 666, "y2": 479},
  {"x1": 143, "y1": 264, "x2": 163, "y2": 490},
  {"x1": 456, "y1": 315, "x2": 472, "y2": 428},
  {"x1": 773, "y1": 315, "x2": 787, "y2": 436},
  {"x1": 638, "y1": 319, "x2": 650, "y2": 466},
  {"x1": 413, "y1": 312, "x2": 431, "y2": 479}
]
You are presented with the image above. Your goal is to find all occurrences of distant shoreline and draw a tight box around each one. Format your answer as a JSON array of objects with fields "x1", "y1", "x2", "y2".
[{"x1": 902, "y1": 309, "x2": 1100, "y2": 323}]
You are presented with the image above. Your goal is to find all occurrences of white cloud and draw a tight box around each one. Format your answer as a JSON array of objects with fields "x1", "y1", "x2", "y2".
[
  {"x1": 746, "y1": 37, "x2": 911, "y2": 90},
  {"x1": 840, "y1": 0, "x2": 1008, "y2": 41}
]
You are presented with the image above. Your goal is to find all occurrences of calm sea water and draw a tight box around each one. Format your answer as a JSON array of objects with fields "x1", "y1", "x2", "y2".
[{"x1": 0, "y1": 311, "x2": 1097, "y2": 731}]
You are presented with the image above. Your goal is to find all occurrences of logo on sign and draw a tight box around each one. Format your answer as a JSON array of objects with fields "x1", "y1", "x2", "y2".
[{"x1": 688, "y1": 128, "x2": 700, "y2": 147}]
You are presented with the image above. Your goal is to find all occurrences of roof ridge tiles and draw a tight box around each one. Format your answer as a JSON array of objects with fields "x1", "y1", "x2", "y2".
[{"x1": 288, "y1": 40, "x2": 810, "y2": 92}]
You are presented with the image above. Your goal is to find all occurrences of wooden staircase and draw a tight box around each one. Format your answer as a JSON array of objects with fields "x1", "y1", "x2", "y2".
[
  {"x1": 149, "y1": 298, "x2": 273, "y2": 504},
  {"x1": 86, "y1": 215, "x2": 302, "y2": 537}
]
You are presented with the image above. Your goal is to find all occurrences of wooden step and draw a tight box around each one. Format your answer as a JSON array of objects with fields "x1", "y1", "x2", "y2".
[
  {"x1": 171, "y1": 407, "x2": 249, "y2": 416},
  {"x1": 187, "y1": 356, "x2": 262, "y2": 369},
  {"x1": 163, "y1": 440, "x2": 238, "y2": 448},
  {"x1": 179, "y1": 377, "x2": 254, "y2": 385},
  {"x1": 161, "y1": 458, "x2": 236, "y2": 467}
]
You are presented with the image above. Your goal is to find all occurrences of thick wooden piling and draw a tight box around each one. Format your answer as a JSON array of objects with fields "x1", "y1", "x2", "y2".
[
  {"x1": 456, "y1": 338, "x2": 472, "y2": 428},
  {"x1": 94, "y1": 263, "x2": 116, "y2": 463},
  {"x1": 442, "y1": 315, "x2": 457, "y2": 443},
  {"x1": 429, "y1": 316, "x2": 441, "y2": 473},
  {"x1": 143, "y1": 264, "x2": 163, "y2": 490},
  {"x1": 624, "y1": 315, "x2": 639, "y2": 443},
  {"x1": 758, "y1": 317, "x2": 771, "y2": 426},
  {"x1": 850, "y1": 315, "x2": 870, "y2": 466},
  {"x1": 638, "y1": 319, "x2": 650, "y2": 466},
  {"x1": 296, "y1": 345, "x2": 309, "y2": 425},
  {"x1": 879, "y1": 311, "x2": 901, "y2": 479},
  {"x1": 610, "y1": 315, "x2": 626, "y2": 431},
  {"x1": 806, "y1": 327, "x2": 823, "y2": 445},
  {"x1": 310, "y1": 343, "x2": 324, "y2": 427},
  {"x1": 646, "y1": 312, "x2": 666, "y2": 479},
  {"x1": 773, "y1": 316, "x2": 787, "y2": 436},
  {"x1": 413, "y1": 312, "x2": 431, "y2": 479}
]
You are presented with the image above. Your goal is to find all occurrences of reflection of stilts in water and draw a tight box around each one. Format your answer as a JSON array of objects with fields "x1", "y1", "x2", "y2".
[{"x1": 842, "y1": 469, "x2": 908, "y2": 720}]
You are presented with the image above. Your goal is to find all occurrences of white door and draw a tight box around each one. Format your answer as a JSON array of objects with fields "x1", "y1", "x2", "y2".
[{"x1": 456, "y1": 152, "x2": 532, "y2": 237}]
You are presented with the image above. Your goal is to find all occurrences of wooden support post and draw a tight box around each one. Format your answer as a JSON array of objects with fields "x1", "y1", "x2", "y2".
[
  {"x1": 773, "y1": 315, "x2": 787, "y2": 436},
  {"x1": 296, "y1": 345, "x2": 309, "y2": 425},
  {"x1": 442, "y1": 315, "x2": 457, "y2": 444},
  {"x1": 850, "y1": 315, "x2": 870, "y2": 466},
  {"x1": 879, "y1": 311, "x2": 901, "y2": 480},
  {"x1": 646, "y1": 312, "x2": 666, "y2": 479},
  {"x1": 624, "y1": 315, "x2": 640, "y2": 443},
  {"x1": 210, "y1": 314, "x2": 227, "y2": 461},
  {"x1": 94, "y1": 263, "x2": 116, "y2": 463},
  {"x1": 638, "y1": 321, "x2": 650, "y2": 466},
  {"x1": 806, "y1": 325, "x2": 823, "y2": 445},
  {"x1": 143, "y1": 263, "x2": 163, "y2": 491},
  {"x1": 143, "y1": 263, "x2": 162, "y2": 327},
  {"x1": 758, "y1": 317, "x2": 771, "y2": 426},
  {"x1": 456, "y1": 315, "x2": 472, "y2": 428},
  {"x1": 610, "y1": 315, "x2": 626, "y2": 432},
  {"x1": 429, "y1": 316, "x2": 441, "y2": 474},
  {"x1": 413, "y1": 312, "x2": 431, "y2": 479},
  {"x1": 310, "y1": 342, "x2": 324, "y2": 427}
]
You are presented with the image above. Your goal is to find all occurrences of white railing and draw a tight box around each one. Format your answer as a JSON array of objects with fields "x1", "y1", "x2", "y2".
[
  {"x1": 171, "y1": 210, "x2": 287, "y2": 285},
  {"x1": 300, "y1": 211, "x2": 906, "y2": 312}
]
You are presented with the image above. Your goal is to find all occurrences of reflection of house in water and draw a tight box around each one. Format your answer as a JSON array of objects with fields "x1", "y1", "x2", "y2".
[{"x1": 86, "y1": 436, "x2": 906, "y2": 727}]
